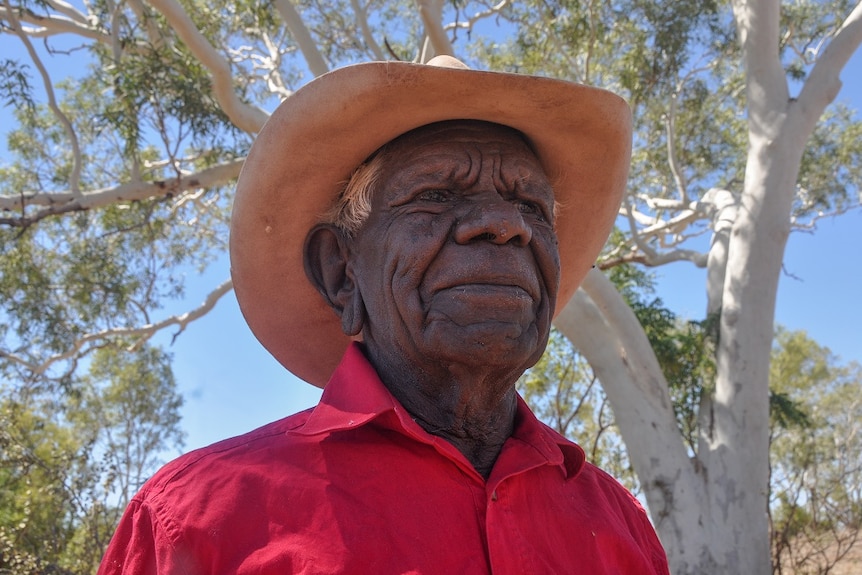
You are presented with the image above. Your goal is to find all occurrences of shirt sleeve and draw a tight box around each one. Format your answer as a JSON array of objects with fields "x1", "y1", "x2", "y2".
[
  {"x1": 633, "y1": 496, "x2": 671, "y2": 575},
  {"x1": 592, "y1": 465, "x2": 671, "y2": 575},
  {"x1": 98, "y1": 498, "x2": 187, "y2": 575},
  {"x1": 647, "y1": 527, "x2": 671, "y2": 575}
]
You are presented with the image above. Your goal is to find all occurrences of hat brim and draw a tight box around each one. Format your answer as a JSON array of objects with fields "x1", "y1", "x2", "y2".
[{"x1": 230, "y1": 60, "x2": 632, "y2": 388}]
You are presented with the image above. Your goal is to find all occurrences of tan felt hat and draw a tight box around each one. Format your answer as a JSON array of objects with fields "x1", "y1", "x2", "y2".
[{"x1": 230, "y1": 56, "x2": 632, "y2": 387}]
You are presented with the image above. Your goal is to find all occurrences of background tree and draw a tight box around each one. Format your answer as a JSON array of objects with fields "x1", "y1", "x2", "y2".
[
  {"x1": 518, "y1": 263, "x2": 717, "y2": 494},
  {"x1": 518, "y1": 327, "x2": 639, "y2": 492},
  {"x1": 0, "y1": 345, "x2": 184, "y2": 574},
  {"x1": 1, "y1": 0, "x2": 861, "y2": 573},
  {"x1": 768, "y1": 329, "x2": 862, "y2": 574}
]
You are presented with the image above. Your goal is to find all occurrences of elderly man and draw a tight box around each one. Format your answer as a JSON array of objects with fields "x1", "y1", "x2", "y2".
[{"x1": 99, "y1": 56, "x2": 669, "y2": 574}]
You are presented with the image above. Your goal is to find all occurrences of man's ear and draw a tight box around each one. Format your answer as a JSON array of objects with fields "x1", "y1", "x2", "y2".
[{"x1": 303, "y1": 224, "x2": 364, "y2": 336}]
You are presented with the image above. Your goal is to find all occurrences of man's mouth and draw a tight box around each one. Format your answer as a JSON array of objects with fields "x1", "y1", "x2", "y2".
[
  {"x1": 438, "y1": 283, "x2": 533, "y2": 301},
  {"x1": 425, "y1": 283, "x2": 538, "y2": 326},
  {"x1": 431, "y1": 273, "x2": 540, "y2": 302}
]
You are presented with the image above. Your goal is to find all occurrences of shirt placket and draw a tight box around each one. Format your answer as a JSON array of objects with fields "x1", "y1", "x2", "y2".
[{"x1": 483, "y1": 437, "x2": 561, "y2": 574}]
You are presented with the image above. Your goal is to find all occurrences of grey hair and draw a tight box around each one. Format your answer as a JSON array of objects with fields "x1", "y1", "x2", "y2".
[{"x1": 323, "y1": 148, "x2": 389, "y2": 237}]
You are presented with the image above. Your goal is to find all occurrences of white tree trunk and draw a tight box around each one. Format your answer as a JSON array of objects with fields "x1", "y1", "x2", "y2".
[{"x1": 556, "y1": 275, "x2": 714, "y2": 572}]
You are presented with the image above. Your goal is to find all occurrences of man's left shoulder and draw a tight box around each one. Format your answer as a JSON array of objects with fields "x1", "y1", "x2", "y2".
[
  {"x1": 534, "y1": 421, "x2": 641, "y2": 507},
  {"x1": 575, "y1": 461, "x2": 649, "y2": 513}
]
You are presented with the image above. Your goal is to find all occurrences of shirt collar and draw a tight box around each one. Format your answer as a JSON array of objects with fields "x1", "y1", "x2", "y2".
[
  {"x1": 292, "y1": 342, "x2": 585, "y2": 479},
  {"x1": 508, "y1": 396, "x2": 586, "y2": 480},
  {"x1": 291, "y1": 342, "x2": 399, "y2": 436}
]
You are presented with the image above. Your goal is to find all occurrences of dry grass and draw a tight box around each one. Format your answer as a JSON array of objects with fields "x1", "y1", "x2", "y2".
[
  {"x1": 827, "y1": 542, "x2": 862, "y2": 575},
  {"x1": 780, "y1": 533, "x2": 862, "y2": 574}
]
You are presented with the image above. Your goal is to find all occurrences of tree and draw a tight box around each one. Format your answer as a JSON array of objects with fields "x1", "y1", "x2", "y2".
[
  {"x1": 519, "y1": 263, "x2": 718, "y2": 495},
  {"x1": 0, "y1": 345, "x2": 184, "y2": 574},
  {"x1": 1, "y1": 0, "x2": 860, "y2": 573},
  {"x1": 768, "y1": 329, "x2": 862, "y2": 574},
  {"x1": 518, "y1": 326, "x2": 641, "y2": 493}
]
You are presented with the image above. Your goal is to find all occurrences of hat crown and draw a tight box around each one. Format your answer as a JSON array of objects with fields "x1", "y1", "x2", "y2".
[{"x1": 426, "y1": 55, "x2": 470, "y2": 70}]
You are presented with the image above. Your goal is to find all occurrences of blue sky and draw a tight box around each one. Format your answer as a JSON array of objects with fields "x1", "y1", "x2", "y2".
[{"x1": 1, "y1": 27, "x2": 860, "y2": 460}]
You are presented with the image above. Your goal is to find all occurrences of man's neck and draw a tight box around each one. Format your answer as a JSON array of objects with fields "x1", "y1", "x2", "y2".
[
  {"x1": 366, "y1": 346, "x2": 520, "y2": 479},
  {"x1": 406, "y1": 391, "x2": 518, "y2": 479}
]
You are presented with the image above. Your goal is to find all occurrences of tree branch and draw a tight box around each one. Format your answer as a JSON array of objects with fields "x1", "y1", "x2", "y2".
[
  {"x1": 350, "y1": 0, "x2": 384, "y2": 60},
  {"x1": 272, "y1": 0, "x2": 330, "y2": 77},
  {"x1": 230, "y1": 39, "x2": 294, "y2": 100},
  {"x1": 1, "y1": 279, "x2": 233, "y2": 376},
  {"x1": 665, "y1": 89, "x2": 689, "y2": 203},
  {"x1": 640, "y1": 206, "x2": 705, "y2": 237},
  {"x1": 0, "y1": 5, "x2": 106, "y2": 41},
  {"x1": 417, "y1": 0, "x2": 454, "y2": 60},
  {"x1": 796, "y1": 2, "x2": 862, "y2": 123},
  {"x1": 579, "y1": 270, "x2": 675, "y2": 407},
  {"x1": 0, "y1": 159, "x2": 244, "y2": 226},
  {"x1": 4, "y1": 0, "x2": 83, "y2": 196},
  {"x1": 443, "y1": 0, "x2": 510, "y2": 34},
  {"x1": 43, "y1": 0, "x2": 87, "y2": 24},
  {"x1": 126, "y1": 0, "x2": 167, "y2": 48},
  {"x1": 108, "y1": 0, "x2": 123, "y2": 62},
  {"x1": 147, "y1": 0, "x2": 269, "y2": 134},
  {"x1": 554, "y1": 271, "x2": 703, "y2": 538},
  {"x1": 730, "y1": 0, "x2": 789, "y2": 126}
]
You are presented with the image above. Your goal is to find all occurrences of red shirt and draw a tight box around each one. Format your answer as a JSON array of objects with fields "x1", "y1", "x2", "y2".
[{"x1": 99, "y1": 343, "x2": 669, "y2": 574}]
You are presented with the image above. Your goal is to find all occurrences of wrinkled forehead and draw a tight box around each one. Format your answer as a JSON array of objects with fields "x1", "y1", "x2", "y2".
[{"x1": 367, "y1": 119, "x2": 555, "y2": 200}]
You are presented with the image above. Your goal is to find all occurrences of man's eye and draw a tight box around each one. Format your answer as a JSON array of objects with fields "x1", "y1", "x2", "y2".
[
  {"x1": 515, "y1": 200, "x2": 544, "y2": 219},
  {"x1": 417, "y1": 189, "x2": 451, "y2": 202}
]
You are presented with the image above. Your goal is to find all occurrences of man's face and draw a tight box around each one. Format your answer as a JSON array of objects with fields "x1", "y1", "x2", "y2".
[{"x1": 348, "y1": 120, "x2": 561, "y2": 375}]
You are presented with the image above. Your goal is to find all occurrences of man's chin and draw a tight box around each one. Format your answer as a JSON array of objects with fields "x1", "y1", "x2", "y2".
[{"x1": 421, "y1": 320, "x2": 543, "y2": 369}]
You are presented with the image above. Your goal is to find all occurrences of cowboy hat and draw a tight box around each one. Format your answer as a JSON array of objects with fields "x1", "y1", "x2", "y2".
[{"x1": 230, "y1": 55, "x2": 632, "y2": 387}]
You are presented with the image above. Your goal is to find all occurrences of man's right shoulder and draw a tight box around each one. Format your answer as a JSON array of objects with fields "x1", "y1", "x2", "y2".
[
  {"x1": 99, "y1": 407, "x2": 326, "y2": 574},
  {"x1": 135, "y1": 406, "x2": 316, "y2": 503}
]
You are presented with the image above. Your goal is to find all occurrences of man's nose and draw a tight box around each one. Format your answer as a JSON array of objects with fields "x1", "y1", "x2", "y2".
[{"x1": 453, "y1": 197, "x2": 532, "y2": 247}]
